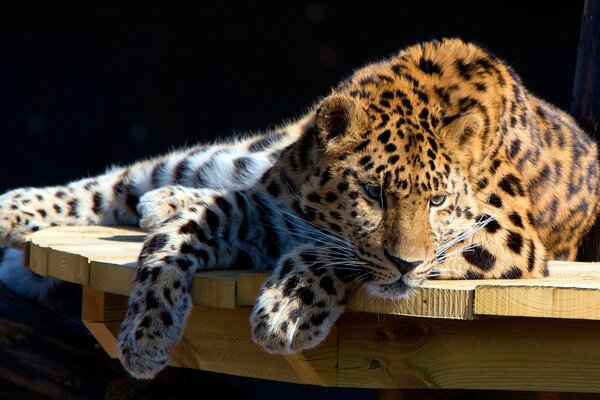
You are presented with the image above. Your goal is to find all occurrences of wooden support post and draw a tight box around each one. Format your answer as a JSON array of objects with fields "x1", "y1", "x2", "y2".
[{"x1": 572, "y1": 0, "x2": 600, "y2": 261}]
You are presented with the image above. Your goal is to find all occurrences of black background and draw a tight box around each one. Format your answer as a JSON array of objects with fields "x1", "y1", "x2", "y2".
[
  {"x1": 0, "y1": 1, "x2": 586, "y2": 398},
  {"x1": 0, "y1": 1, "x2": 585, "y2": 193}
]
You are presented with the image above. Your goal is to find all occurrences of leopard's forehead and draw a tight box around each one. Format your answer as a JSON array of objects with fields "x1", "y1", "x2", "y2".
[
  {"x1": 336, "y1": 78, "x2": 452, "y2": 195},
  {"x1": 330, "y1": 39, "x2": 504, "y2": 194}
]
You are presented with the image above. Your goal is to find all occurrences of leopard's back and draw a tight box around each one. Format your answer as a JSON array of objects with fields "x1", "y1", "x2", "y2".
[{"x1": 520, "y1": 96, "x2": 599, "y2": 259}]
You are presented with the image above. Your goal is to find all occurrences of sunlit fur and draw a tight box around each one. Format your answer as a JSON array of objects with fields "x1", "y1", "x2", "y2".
[{"x1": 282, "y1": 39, "x2": 598, "y2": 298}]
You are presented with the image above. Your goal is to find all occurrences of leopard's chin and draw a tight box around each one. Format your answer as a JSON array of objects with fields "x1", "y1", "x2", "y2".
[{"x1": 364, "y1": 277, "x2": 417, "y2": 300}]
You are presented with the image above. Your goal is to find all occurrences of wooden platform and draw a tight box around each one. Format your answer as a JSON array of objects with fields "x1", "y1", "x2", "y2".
[{"x1": 25, "y1": 226, "x2": 600, "y2": 392}]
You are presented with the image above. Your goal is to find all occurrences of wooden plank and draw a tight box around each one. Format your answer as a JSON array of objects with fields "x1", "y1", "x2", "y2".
[
  {"x1": 236, "y1": 271, "x2": 476, "y2": 319},
  {"x1": 88, "y1": 261, "x2": 475, "y2": 319},
  {"x1": 28, "y1": 242, "x2": 48, "y2": 276},
  {"x1": 26, "y1": 226, "x2": 600, "y2": 320},
  {"x1": 475, "y1": 285, "x2": 600, "y2": 320},
  {"x1": 191, "y1": 271, "x2": 237, "y2": 309},
  {"x1": 237, "y1": 271, "x2": 269, "y2": 305},
  {"x1": 47, "y1": 248, "x2": 89, "y2": 285},
  {"x1": 474, "y1": 262, "x2": 600, "y2": 319},
  {"x1": 548, "y1": 260, "x2": 600, "y2": 275},
  {"x1": 338, "y1": 313, "x2": 600, "y2": 391},
  {"x1": 27, "y1": 225, "x2": 144, "y2": 284},
  {"x1": 89, "y1": 260, "x2": 136, "y2": 296},
  {"x1": 83, "y1": 321, "x2": 121, "y2": 359},
  {"x1": 81, "y1": 305, "x2": 339, "y2": 385},
  {"x1": 348, "y1": 284, "x2": 475, "y2": 320},
  {"x1": 180, "y1": 305, "x2": 300, "y2": 383},
  {"x1": 90, "y1": 264, "x2": 239, "y2": 308}
]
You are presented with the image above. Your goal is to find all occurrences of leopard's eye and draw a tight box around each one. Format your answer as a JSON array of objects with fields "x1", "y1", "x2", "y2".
[
  {"x1": 363, "y1": 183, "x2": 382, "y2": 200},
  {"x1": 430, "y1": 195, "x2": 447, "y2": 207}
]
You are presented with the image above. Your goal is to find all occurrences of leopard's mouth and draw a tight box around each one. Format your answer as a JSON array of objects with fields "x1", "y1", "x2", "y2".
[
  {"x1": 364, "y1": 277, "x2": 416, "y2": 299},
  {"x1": 356, "y1": 254, "x2": 428, "y2": 296}
]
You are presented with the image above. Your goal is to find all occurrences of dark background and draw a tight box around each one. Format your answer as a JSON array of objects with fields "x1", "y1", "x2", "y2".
[{"x1": 0, "y1": 1, "x2": 586, "y2": 399}]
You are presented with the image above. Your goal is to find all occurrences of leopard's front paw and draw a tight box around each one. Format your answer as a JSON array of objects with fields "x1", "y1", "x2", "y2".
[
  {"x1": 117, "y1": 256, "x2": 192, "y2": 379},
  {"x1": 117, "y1": 310, "x2": 172, "y2": 379},
  {"x1": 137, "y1": 188, "x2": 183, "y2": 230},
  {"x1": 137, "y1": 186, "x2": 218, "y2": 230},
  {"x1": 117, "y1": 297, "x2": 191, "y2": 379},
  {"x1": 250, "y1": 257, "x2": 345, "y2": 354}
]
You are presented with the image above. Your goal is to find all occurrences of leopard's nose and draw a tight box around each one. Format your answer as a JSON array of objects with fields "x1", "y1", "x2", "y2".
[{"x1": 384, "y1": 249, "x2": 422, "y2": 274}]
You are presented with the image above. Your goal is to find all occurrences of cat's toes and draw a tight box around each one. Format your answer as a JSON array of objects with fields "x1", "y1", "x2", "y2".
[
  {"x1": 137, "y1": 202, "x2": 174, "y2": 230},
  {"x1": 117, "y1": 309, "x2": 173, "y2": 379},
  {"x1": 117, "y1": 332, "x2": 170, "y2": 379},
  {"x1": 116, "y1": 277, "x2": 190, "y2": 380},
  {"x1": 137, "y1": 190, "x2": 179, "y2": 230},
  {"x1": 250, "y1": 274, "x2": 343, "y2": 354}
]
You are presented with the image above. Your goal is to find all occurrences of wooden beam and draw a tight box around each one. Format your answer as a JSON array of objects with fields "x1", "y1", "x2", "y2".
[
  {"x1": 338, "y1": 313, "x2": 600, "y2": 392},
  {"x1": 190, "y1": 270, "x2": 237, "y2": 309},
  {"x1": 81, "y1": 286, "x2": 127, "y2": 322},
  {"x1": 474, "y1": 285, "x2": 600, "y2": 319},
  {"x1": 347, "y1": 284, "x2": 475, "y2": 320},
  {"x1": 89, "y1": 259, "x2": 136, "y2": 295},
  {"x1": 28, "y1": 241, "x2": 48, "y2": 276}
]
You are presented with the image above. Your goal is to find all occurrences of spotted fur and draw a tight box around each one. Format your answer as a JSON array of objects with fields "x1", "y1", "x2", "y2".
[{"x1": 0, "y1": 39, "x2": 597, "y2": 379}]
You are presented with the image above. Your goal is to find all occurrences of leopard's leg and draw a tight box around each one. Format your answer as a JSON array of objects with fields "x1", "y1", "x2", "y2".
[
  {"x1": 250, "y1": 244, "x2": 348, "y2": 354},
  {"x1": 0, "y1": 134, "x2": 286, "y2": 302},
  {"x1": 0, "y1": 131, "x2": 289, "y2": 249},
  {"x1": 117, "y1": 189, "x2": 277, "y2": 379}
]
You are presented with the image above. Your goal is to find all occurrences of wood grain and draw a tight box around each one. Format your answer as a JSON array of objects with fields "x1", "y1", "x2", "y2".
[
  {"x1": 338, "y1": 313, "x2": 600, "y2": 392},
  {"x1": 474, "y1": 285, "x2": 600, "y2": 319},
  {"x1": 347, "y1": 284, "x2": 475, "y2": 319},
  {"x1": 190, "y1": 271, "x2": 237, "y2": 309},
  {"x1": 81, "y1": 287, "x2": 127, "y2": 322}
]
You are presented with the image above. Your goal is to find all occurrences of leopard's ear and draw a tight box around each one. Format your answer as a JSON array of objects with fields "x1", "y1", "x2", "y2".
[
  {"x1": 315, "y1": 94, "x2": 367, "y2": 146},
  {"x1": 440, "y1": 112, "x2": 484, "y2": 148}
]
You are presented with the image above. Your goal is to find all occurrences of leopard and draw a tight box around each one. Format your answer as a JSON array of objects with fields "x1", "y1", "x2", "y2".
[{"x1": 0, "y1": 38, "x2": 597, "y2": 380}]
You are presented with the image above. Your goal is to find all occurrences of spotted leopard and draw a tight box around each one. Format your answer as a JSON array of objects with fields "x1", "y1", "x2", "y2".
[{"x1": 0, "y1": 39, "x2": 597, "y2": 379}]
